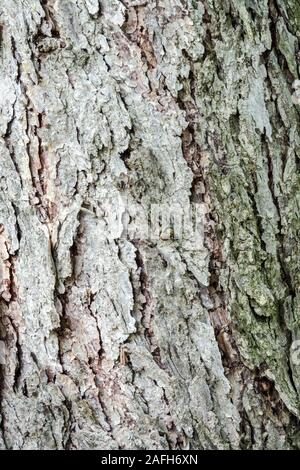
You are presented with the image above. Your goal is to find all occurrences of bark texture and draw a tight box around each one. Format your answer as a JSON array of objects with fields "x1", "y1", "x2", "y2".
[{"x1": 0, "y1": 0, "x2": 300, "y2": 450}]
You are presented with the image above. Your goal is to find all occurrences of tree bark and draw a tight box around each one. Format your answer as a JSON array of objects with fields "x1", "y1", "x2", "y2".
[{"x1": 0, "y1": 0, "x2": 299, "y2": 450}]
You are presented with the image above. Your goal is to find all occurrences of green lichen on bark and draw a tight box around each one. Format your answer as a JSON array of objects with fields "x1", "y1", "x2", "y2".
[{"x1": 193, "y1": 0, "x2": 300, "y2": 445}]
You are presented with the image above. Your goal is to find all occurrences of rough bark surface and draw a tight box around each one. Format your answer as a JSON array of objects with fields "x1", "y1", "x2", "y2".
[{"x1": 0, "y1": 0, "x2": 299, "y2": 450}]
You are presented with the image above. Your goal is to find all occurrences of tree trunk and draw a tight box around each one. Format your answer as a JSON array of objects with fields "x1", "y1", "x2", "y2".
[{"x1": 0, "y1": 0, "x2": 300, "y2": 450}]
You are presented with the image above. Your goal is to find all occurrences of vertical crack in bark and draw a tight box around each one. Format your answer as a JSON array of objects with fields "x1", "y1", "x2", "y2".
[
  {"x1": 132, "y1": 242, "x2": 172, "y2": 371},
  {"x1": 129, "y1": 240, "x2": 184, "y2": 446},
  {"x1": 0, "y1": 226, "x2": 21, "y2": 447},
  {"x1": 179, "y1": 56, "x2": 241, "y2": 368},
  {"x1": 0, "y1": 360, "x2": 8, "y2": 449},
  {"x1": 51, "y1": 211, "x2": 83, "y2": 448}
]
